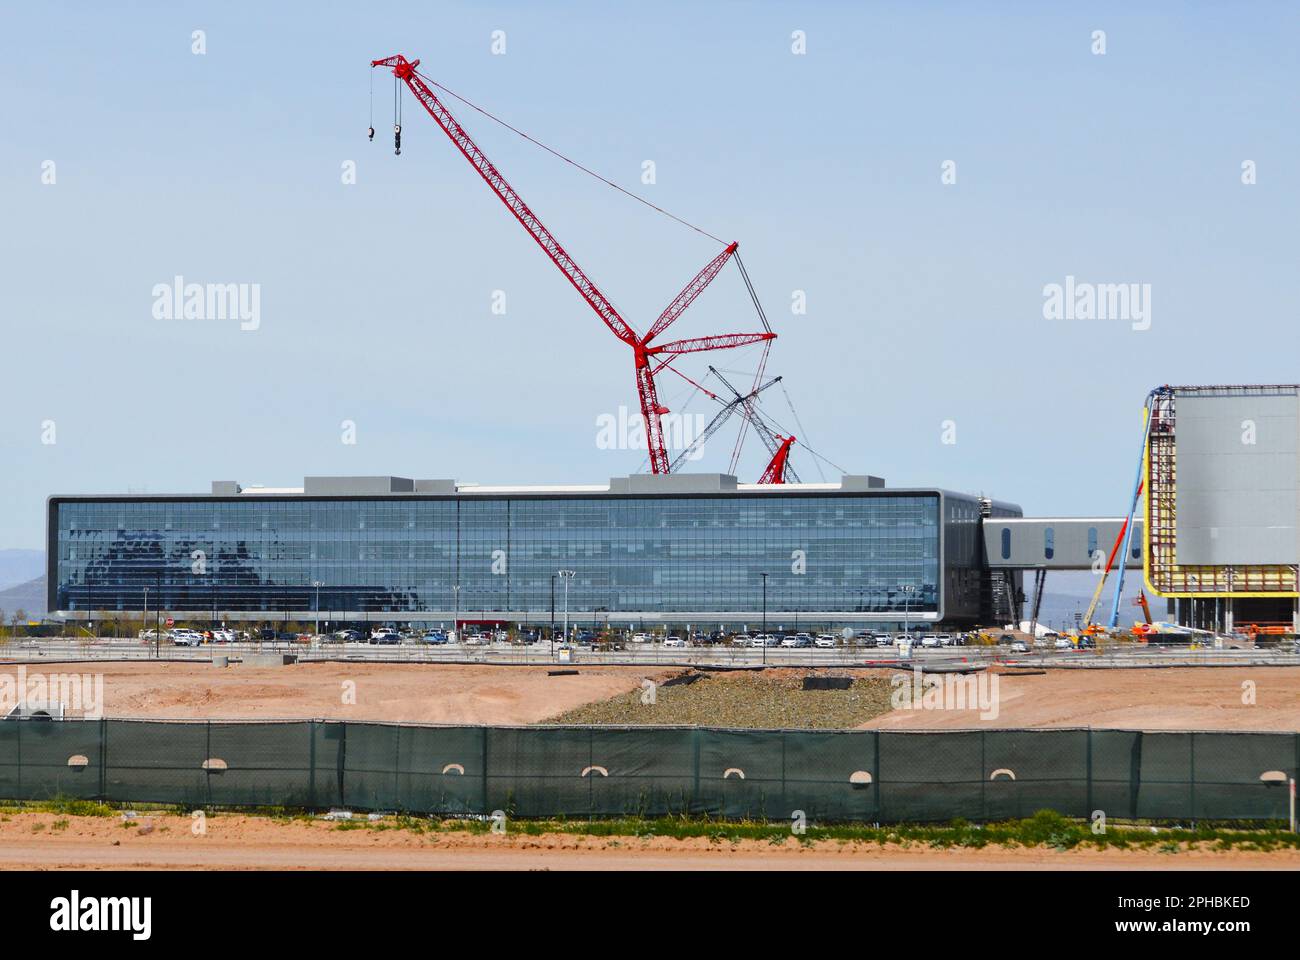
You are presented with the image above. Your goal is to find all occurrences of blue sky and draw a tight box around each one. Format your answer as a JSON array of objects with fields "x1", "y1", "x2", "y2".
[{"x1": 1, "y1": 1, "x2": 1297, "y2": 548}]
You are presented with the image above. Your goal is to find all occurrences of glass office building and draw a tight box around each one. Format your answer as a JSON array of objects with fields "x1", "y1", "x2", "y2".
[{"x1": 47, "y1": 475, "x2": 1021, "y2": 628}]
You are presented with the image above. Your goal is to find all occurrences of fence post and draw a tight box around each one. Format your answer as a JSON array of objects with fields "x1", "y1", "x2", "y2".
[
  {"x1": 875, "y1": 730, "x2": 883, "y2": 824},
  {"x1": 1085, "y1": 727, "x2": 1093, "y2": 820},
  {"x1": 691, "y1": 727, "x2": 701, "y2": 815},
  {"x1": 780, "y1": 729, "x2": 788, "y2": 823},
  {"x1": 98, "y1": 717, "x2": 107, "y2": 801},
  {"x1": 1189, "y1": 732, "x2": 1196, "y2": 826},
  {"x1": 979, "y1": 729, "x2": 986, "y2": 822},
  {"x1": 394, "y1": 723, "x2": 402, "y2": 813},
  {"x1": 480, "y1": 726, "x2": 489, "y2": 817},
  {"x1": 205, "y1": 720, "x2": 212, "y2": 809},
  {"x1": 307, "y1": 719, "x2": 316, "y2": 810},
  {"x1": 337, "y1": 720, "x2": 348, "y2": 808}
]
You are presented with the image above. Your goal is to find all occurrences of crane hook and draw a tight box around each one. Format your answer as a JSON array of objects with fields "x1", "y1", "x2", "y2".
[
  {"x1": 394, "y1": 123, "x2": 402, "y2": 156},
  {"x1": 367, "y1": 125, "x2": 375, "y2": 142}
]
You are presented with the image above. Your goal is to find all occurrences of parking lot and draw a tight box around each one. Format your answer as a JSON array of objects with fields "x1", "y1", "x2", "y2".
[{"x1": 3, "y1": 634, "x2": 1295, "y2": 669}]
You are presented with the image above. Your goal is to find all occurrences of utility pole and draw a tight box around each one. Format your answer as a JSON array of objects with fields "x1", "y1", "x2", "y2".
[
  {"x1": 901, "y1": 583, "x2": 915, "y2": 641},
  {"x1": 312, "y1": 581, "x2": 323, "y2": 637}
]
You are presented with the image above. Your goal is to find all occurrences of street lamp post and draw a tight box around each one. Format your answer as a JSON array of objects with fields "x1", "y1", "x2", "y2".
[
  {"x1": 558, "y1": 570, "x2": 576, "y2": 649},
  {"x1": 760, "y1": 572, "x2": 769, "y2": 666},
  {"x1": 143, "y1": 586, "x2": 149, "y2": 645},
  {"x1": 550, "y1": 574, "x2": 556, "y2": 655},
  {"x1": 901, "y1": 584, "x2": 916, "y2": 641},
  {"x1": 312, "y1": 581, "x2": 323, "y2": 637},
  {"x1": 452, "y1": 584, "x2": 461, "y2": 642}
]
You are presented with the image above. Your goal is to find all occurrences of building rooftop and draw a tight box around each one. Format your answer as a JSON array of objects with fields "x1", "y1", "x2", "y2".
[{"x1": 210, "y1": 474, "x2": 887, "y2": 497}]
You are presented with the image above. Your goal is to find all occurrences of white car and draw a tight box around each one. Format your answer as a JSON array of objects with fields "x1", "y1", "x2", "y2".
[
  {"x1": 171, "y1": 630, "x2": 202, "y2": 647},
  {"x1": 780, "y1": 636, "x2": 799, "y2": 648},
  {"x1": 1055, "y1": 636, "x2": 1074, "y2": 650},
  {"x1": 814, "y1": 635, "x2": 836, "y2": 649},
  {"x1": 731, "y1": 634, "x2": 752, "y2": 647},
  {"x1": 663, "y1": 636, "x2": 686, "y2": 648},
  {"x1": 630, "y1": 633, "x2": 651, "y2": 644},
  {"x1": 919, "y1": 635, "x2": 940, "y2": 648},
  {"x1": 1009, "y1": 639, "x2": 1030, "y2": 653}
]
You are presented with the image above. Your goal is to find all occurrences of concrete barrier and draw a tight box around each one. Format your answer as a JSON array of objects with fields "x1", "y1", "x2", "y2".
[{"x1": 241, "y1": 653, "x2": 297, "y2": 667}]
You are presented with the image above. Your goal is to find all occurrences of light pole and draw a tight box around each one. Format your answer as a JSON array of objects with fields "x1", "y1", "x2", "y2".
[
  {"x1": 760, "y1": 572, "x2": 768, "y2": 666},
  {"x1": 143, "y1": 586, "x2": 149, "y2": 644},
  {"x1": 452, "y1": 584, "x2": 460, "y2": 642},
  {"x1": 312, "y1": 581, "x2": 323, "y2": 637},
  {"x1": 558, "y1": 570, "x2": 576, "y2": 648},
  {"x1": 550, "y1": 574, "x2": 556, "y2": 654},
  {"x1": 901, "y1": 584, "x2": 915, "y2": 641}
]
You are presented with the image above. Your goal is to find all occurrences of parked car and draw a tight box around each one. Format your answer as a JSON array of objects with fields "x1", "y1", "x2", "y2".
[
  {"x1": 919, "y1": 635, "x2": 941, "y2": 648},
  {"x1": 171, "y1": 629, "x2": 202, "y2": 647},
  {"x1": 369, "y1": 630, "x2": 400, "y2": 645},
  {"x1": 731, "y1": 634, "x2": 752, "y2": 647},
  {"x1": 630, "y1": 633, "x2": 651, "y2": 644},
  {"x1": 1009, "y1": 639, "x2": 1030, "y2": 653},
  {"x1": 814, "y1": 635, "x2": 836, "y2": 648},
  {"x1": 663, "y1": 636, "x2": 686, "y2": 648}
]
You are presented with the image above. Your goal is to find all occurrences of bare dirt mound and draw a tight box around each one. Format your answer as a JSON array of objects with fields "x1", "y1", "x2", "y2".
[
  {"x1": 860, "y1": 665, "x2": 1300, "y2": 731},
  {"x1": 42, "y1": 662, "x2": 674, "y2": 725},
  {"x1": 548, "y1": 668, "x2": 894, "y2": 728}
]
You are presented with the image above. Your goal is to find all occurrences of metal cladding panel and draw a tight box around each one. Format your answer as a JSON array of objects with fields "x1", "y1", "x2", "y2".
[
  {"x1": 302, "y1": 476, "x2": 415, "y2": 495},
  {"x1": 1175, "y1": 394, "x2": 1299, "y2": 566},
  {"x1": 983, "y1": 518, "x2": 1138, "y2": 570}
]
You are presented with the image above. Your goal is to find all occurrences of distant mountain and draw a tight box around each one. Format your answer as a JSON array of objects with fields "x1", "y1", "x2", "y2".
[
  {"x1": 0, "y1": 550, "x2": 43, "y2": 592},
  {"x1": 0, "y1": 576, "x2": 46, "y2": 619}
]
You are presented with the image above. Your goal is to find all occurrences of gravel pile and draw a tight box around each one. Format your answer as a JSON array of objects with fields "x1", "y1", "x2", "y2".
[{"x1": 545, "y1": 668, "x2": 894, "y2": 729}]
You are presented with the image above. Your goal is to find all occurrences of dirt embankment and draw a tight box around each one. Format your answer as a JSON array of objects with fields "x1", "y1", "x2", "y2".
[{"x1": 6, "y1": 812, "x2": 1298, "y2": 871}]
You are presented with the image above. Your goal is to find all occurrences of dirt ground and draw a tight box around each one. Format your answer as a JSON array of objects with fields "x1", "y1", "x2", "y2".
[
  {"x1": 6, "y1": 660, "x2": 1299, "y2": 730},
  {"x1": 860, "y1": 665, "x2": 1300, "y2": 731},
  {"x1": 5, "y1": 812, "x2": 1296, "y2": 870},
  {"x1": 10, "y1": 662, "x2": 672, "y2": 725}
]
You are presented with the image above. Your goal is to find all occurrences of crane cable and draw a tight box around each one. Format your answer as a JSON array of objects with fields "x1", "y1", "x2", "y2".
[
  {"x1": 413, "y1": 70, "x2": 726, "y2": 246},
  {"x1": 367, "y1": 69, "x2": 377, "y2": 141}
]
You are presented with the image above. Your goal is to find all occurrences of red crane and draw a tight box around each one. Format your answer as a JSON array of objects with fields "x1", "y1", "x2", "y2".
[
  {"x1": 758, "y1": 436, "x2": 797, "y2": 485},
  {"x1": 371, "y1": 54, "x2": 776, "y2": 474}
]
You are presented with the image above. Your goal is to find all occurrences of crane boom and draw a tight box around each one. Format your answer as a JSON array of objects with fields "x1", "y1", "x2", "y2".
[
  {"x1": 372, "y1": 53, "x2": 776, "y2": 476},
  {"x1": 372, "y1": 55, "x2": 639, "y2": 346}
]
